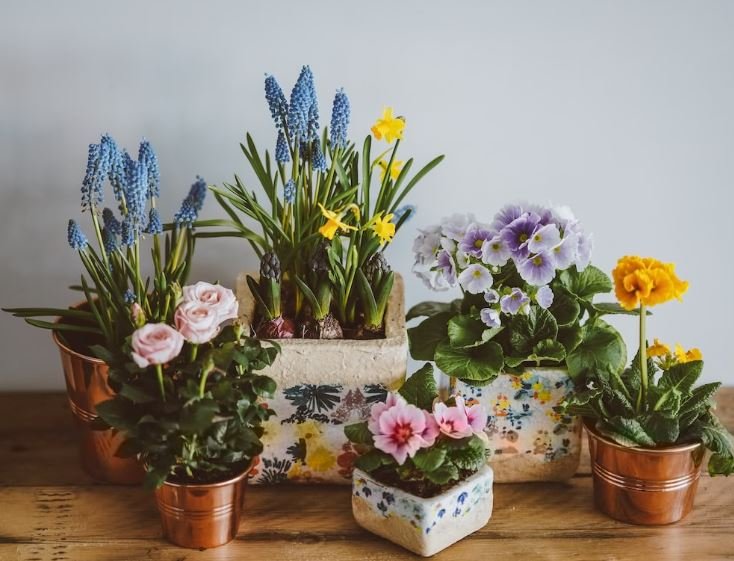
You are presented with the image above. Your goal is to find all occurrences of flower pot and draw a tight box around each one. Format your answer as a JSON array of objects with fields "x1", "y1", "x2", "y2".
[
  {"x1": 453, "y1": 367, "x2": 581, "y2": 482},
  {"x1": 237, "y1": 272, "x2": 407, "y2": 484},
  {"x1": 154, "y1": 463, "x2": 253, "y2": 549},
  {"x1": 585, "y1": 420, "x2": 704, "y2": 525},
  {"x1": 352, "y1": 465, "x2": 494, "y2": 557},
  {"x1": 53, "y1": 330, "x2": 144, "y2": 484}
]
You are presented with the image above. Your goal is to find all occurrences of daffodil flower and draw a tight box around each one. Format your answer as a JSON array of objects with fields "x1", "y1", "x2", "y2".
[
  {"x1": 378, "y1": 159, "x2": 404, "y2": 181},
  {"x1": 371, "y1": 107, "x2": 405, "y2": 143},
  {"x1": 370, "y1": 212, "x2": 396, "y2": 244},
  {"x1": 318, "y1": 203, "x2": 357, "y2": 240}
]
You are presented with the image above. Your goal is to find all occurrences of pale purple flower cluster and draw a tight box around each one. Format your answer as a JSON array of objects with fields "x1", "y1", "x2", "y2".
[{"x1": 411, "y1": 203, "x2": 592, "y2": 328}]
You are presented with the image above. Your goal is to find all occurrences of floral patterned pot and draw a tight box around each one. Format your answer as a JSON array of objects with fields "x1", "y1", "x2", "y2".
[
  {"x1": 454, "y1": 367, "x2": 581, "y2": 482},
  {"x1": 237, "y1": 273, "x2": 407, "y2": 484},
  {"x1": 352, "y1": 465, "x2": 494, "y2": 557}
]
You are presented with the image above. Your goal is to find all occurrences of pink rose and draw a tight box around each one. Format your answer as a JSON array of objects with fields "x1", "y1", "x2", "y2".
[
  {"x1": 371, "y1": 399, "x2": 439, "y2": 465},
  {"x1": 130, "y1": 323, "x2": 184, "y2": 368},
  {"x1": 432, "y1": 401, "x2": 474, "y2": 439},
  {"x1": 182, "y1": 281, "x2": 238, "y2": 322},
  {"x1": 174, "y1": 301, "x2": 221, "y2": 344},
  {"x1": 455, "y1": 395, "x2": 488, "y2": 434}
]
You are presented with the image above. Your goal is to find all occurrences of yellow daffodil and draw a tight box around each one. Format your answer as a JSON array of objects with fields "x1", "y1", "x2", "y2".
[
  {"x1": 318, "y1": 203, "x2": 357, "y2": 240},
  {"x1": 378, "y1": 159, "x2": 404, "y2": 181},
  {"x1": 370, "y1": 213, "x2": 396, "y2": 244},
  {"x1": 647, "y1": 338, "x2": 670, "y2": 358},
  {"x1": 371, "y1": 107, "x2": 405, "y2": 143},
  {"x1": 613, "y1": 256, "x2": 688, "y2": 310},
  {"x1": 674, "y1": 344, "x2": 703, "y2": 363}
]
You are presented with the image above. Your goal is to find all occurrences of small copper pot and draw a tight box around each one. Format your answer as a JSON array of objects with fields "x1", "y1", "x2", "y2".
[
  {"x1": 585, "y1": 420, "x2": 704, "y2": 525},
  {"x1": 53, "y1": 329, "x2": 144, "y2": 485},
  {"x1": 154, "y1": 464, "x2": 254, "y2": 549}
]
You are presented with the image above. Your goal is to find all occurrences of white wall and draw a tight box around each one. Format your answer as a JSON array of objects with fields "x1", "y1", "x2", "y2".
[{"x1": 1, "y1": 0, "x2": 732, "y2": 390}]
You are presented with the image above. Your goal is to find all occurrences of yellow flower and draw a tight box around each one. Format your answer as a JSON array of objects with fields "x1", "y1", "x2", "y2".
[
  {"x1": 532, "y1": 381, "x2": 544, "y2": 392},
  {"x1": 306, "y1": 445, "x2": 336, "y2": 472},
  {"x1": 647, "y1": 338, "x2": 670, "y2": 358},
  {"x1": 295, "y1": 420, "x2": 323, "y2": 441},
  {"x1": 675, "y1": 344, "x2": 703, "y2": 363},
  {"x1": 612, "y1": 256, "x2": 688, "y2": 310},
  {"x1": 378, "y1": 159, "x2": 404, "y2": 181},
  {"x1": 371, "y1": 213, "x2": 396, "y2": 244},
  {"x1": 318, "y1": 203, "x2": 357, "y2": 240},
  {"x1": 371, "y1": 107, "x2": 405, "y2": 143}
]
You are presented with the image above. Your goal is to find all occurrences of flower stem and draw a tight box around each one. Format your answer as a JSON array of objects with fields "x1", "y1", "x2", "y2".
[
  {"x1": 637, "y1": 302, "x2": 648, "y2": 413},
  {"x1": 198, "y1": 363, "x2": 213, "y2": 398},
  {"x1": 155, "y1": 364, "x2": 166, "y2": 402},
  {"x1": 189, "y1": 344, "x2": 198, "y2": 363}
]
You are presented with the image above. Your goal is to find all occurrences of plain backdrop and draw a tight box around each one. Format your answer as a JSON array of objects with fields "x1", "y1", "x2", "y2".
[{"x1": 1, "y1": 0, "x2": 732, "y2": 390}]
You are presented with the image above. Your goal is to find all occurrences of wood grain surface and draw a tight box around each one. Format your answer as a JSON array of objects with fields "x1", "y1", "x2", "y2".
[{"x1": 0, "y1": 390, "x2": 732, "y2": 561}]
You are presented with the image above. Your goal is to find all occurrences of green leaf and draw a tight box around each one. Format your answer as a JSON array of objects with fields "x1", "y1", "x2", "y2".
[
  {"x1": 566, "y1": 321, "x2": 626, "y2": 381},
  {"x1": 449, "y1": 436, "x2": 486, "y2": 470},
  {"x1": 659, "y1": 361, "x2": 703, "y2": 396},
  {"x1": 557, "y1": 324, "x2": 583, "y2": 354},
  {"x1": 508, "y1": 307, "x2": 558, "y2": 355},
  {"x1": 344, "y1": 422, "x2": 373, "y2": 445},
  {"x1": 252, "y1": 374, "x2": 277, "y2": 397},
  {"x1": 95, "y1": 398, "x2": 138, "y2": 432},
  {"x1": 406, "y1": 301, "x2": 452, "y2": 321},
  {"x1": 118, "y1": 383, "x2": 157, "y2": 404},
  {"x1": 548, "y1": 289, "x2": 581, "y2": 327},
  {"x1": 532, "y1": 339, "x2": 566, "y2": 363},
  {"x1": 591, "y1": 302, "x2": 645, "y2": 316},
  {"x1": 179, "y1": 399, "x2": 220, "y2": 434},
  {"x1": 355, "y1": 449, "x2": 392, "y2": 473},
  {"x1": 435, "y1": 340, "x2": 504, "y2": 385},
  {"x1": 680, "y1": 382, "x2": 721, "y2": 416},
  {"x1": 598, "y1": 417, "x2": 656, "y2": 447},
  {"x1": 641, "y1": 413, "x2": 680, "y2": 444},
  {"x1": 447, "y1": 314, "x2": 486, "y2": 348},
  {"x1": 412, "y1": 447, "x2": 447, "y2": 473},
  {"x1": 407, "y1": 312, "x2": 451, "y2": 361},
  {"x1": 398, "y1": 363, "x2": 437, "y2": 410},
  {"x1": 558, "y1": 265, "x2": 612, "y2": 300},
  {"x1": 424, "y1": 463, "x2": 459, "y2": 485}
]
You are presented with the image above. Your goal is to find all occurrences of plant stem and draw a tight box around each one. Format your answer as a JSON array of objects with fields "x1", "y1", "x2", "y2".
[
  {"x1": 198, "y1": 363, "x2": 213, "y2": 398},
  {"x1": 637, "y1": 302, "x2": 648, "y2": 413},
  {"x1": 189, "y1": 344, "x2": 198, "y2": 363},
  {"x1": 155, "y1": 364, "x2": 166, "y2": 402}
]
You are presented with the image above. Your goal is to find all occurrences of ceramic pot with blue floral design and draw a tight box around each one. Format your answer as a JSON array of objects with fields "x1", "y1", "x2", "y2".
[
  {"x1": 453, "y1": 367, "x2": 582, "y2": 482},
  {"x1": 351, "y1": 465, "x2": 494, "y2": 557}
]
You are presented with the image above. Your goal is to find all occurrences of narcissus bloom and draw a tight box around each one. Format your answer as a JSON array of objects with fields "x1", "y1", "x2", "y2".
[
  {"x1": 378, "y1": 158, "x2": 404, "y2": 181},
  {"x1": 371, "y1": 213, "x2": 396, "y2": 244},
  {"x1": 318, "y1": 203, "x2": 357, "y2": 240},
  {"x1": 675, "y1": 344, "x2": 703, "y2": 363},
  {"x1": 371, "y1": 107, "x2": 405, "y2": 143},
  {"x1": 613, "y1": 256, "x2": 688, "y2": 310}
]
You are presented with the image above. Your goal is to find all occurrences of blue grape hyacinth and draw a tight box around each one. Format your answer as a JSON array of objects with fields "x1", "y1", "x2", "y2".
[
  {"x1": 174, "y1": 176, "x2": 207, "y2": 227},
  {"x1": 283, "y1": 179, "x2": 296, "y2": 204},
  {"x1": 329, "y1": 88, "x2": 350, "y2": 149},
  {"x1": 312, "y1": 141, "x2": 327, "y2": 172},
  {"x1": 275, "y1": 131, "x2": 290, "y2": 163},
  {"x1": 138, "y1": 139, "x2": 160, "y2": 199},
  {"x1": 145, "y1": 207, "x2": 163, "y2": 235},
  {"x1": 67, "y1": 219, "x2": 88, "y2": 250},
  {"x1": 265, "y1": 74, "x2": 288, "y2": 130},
  {"x1": 288, "y1": 66, "x2": 314, "y2": 139}
]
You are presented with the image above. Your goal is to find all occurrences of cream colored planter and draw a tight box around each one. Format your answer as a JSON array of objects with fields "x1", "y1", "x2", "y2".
[
  {"x1": 453, "y1": 367, "x2": 581, "y2": 482},
  {"x1": 352, "y1": 465, "x2": 494, "y2": 557},
  {"x1": 236, "y1": 272, "x2": 408, "y2": 484}
]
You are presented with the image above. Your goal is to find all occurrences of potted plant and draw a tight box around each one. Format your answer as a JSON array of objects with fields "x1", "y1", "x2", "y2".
[
  {"x1": 199, "y1": 65, "x2": 444, "y2": 483},
  {"x1": 407, "y1": 204, "x2": 631, "y2": 482},
  {"x1": 345, "y1": 364, "x2": 493, "y2": 557},
  {"x1": 95, "y1": 281, "x2": 278, "y2": 548},
  {"x1": 559, "y1": 255, "x2": 734, "y2": 525},
  {"x1": 3, "y1": 135, "x2": 205, "y2": 484}
]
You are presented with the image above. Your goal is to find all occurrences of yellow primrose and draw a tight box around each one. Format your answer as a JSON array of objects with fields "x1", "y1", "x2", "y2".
[
  {"x1": 647, "y1": 338, "x2": 670, "y2": 358},
  {"x1": 371, "y1": 107, "x2": 405, "y2": 143},
  {"x1": 378, "y1": 158, "x2": 404, "y2": 181},
  {"x1": 318, "y1": 203, "x2": 357, "y2": 240},
  {"x1": 675, "y1": 344, "x2": 703, "y2": 364},
  {"x1": 371, "y1": 213, "x2": 396, "y2": 244}
]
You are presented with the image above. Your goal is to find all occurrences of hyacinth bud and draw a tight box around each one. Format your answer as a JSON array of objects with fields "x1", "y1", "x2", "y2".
[
  {"x1": 364, "y1": 252, "x2": 391, "y2": 284},
  {"x1": 260, "y1": 251, "x2": 281, "y2": 281},
  {"x1": 309, "y1": 241, "x2": 330, "y2": 275},
  {"x1": 131, "y1": 302, "x2": 146, "y2": 328}
]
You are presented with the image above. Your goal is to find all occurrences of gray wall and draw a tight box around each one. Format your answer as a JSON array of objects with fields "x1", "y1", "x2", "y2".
[{"x1": 1, "y1": 0, "x2": 732, "y2": 390}]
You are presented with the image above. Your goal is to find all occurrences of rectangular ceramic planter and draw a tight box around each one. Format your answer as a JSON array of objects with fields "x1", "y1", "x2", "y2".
[
  {"x1": 454, "y1": 367, "x2": 581, "y2": 482},
  {"x1": 236, "y1": 272, "x2": 408, "y2": 484},
  {"x1": 352, "y1": 465, "x2": 494, "y2": 557}
]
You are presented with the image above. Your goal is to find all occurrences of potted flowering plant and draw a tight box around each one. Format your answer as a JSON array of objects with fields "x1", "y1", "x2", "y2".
[
  {"x1": 407, "y1": 204, "x2": 630, "y2": 482},
  {"x1": 346, "y1": 365, "x2": 492, "y2": 557},
  {"x1": 199, "y1": 66, "x2": 443, "y2": 484},
  {"x1": 95, "y1": 282, "x2": 278, "y2": 548},
  {"x1": 3, "y1": 135, "x2": 206, "y2": 483},
  {"x1": 559, "y1": 256, "x2": 734, "y2": 525}
]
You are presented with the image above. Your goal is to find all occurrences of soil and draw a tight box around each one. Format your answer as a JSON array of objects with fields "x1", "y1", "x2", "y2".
[
  {"x1": 369, "y1": 466, "x2": 479, "y2": 498},
  {"x1": 166, "y1": 460, "x2": 252, "y2": 486}
]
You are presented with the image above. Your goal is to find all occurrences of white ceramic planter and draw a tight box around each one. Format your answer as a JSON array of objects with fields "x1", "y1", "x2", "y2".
[
  {"x1": 236, "y1": 273, "x2": 408, "y2": 484},
  {"x1": 453, "y1": 367, "x2": 581, "y2": 482},
  {"x1": 352, "y1": 465, "x2": 494, "y2": 557}
]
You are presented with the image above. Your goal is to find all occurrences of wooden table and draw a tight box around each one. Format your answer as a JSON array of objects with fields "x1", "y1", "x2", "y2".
[{"x1": 1, "y1": 390, "x2": 733, "y2": 561}]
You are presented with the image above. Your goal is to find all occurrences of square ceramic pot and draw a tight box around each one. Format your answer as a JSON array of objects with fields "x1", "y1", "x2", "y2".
[
  {"x1": 236, "y1": 273, "x2": 408, "y2": 484},
  {"x1": 454, "y1": 367, "x2": 581, "y2": 482},
  {"x1": 352, "y1": 465, "x2": 494, "y2": 557}
]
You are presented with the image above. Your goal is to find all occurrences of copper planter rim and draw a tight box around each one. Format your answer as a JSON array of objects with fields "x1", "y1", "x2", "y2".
[
  {"x1": 52, "y1": 328, "x2": 106, "y2": 365},
  {"x1": 160, "y1": 459, "x2": 256, "y2": 490},
  {"x1": 583, "y1": 417, "x2": 703, "y2": 455}
]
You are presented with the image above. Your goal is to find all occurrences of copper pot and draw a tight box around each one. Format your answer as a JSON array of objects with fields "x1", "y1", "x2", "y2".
[
  {"x1": 154, "y1": 463, "x2": 254, "y2": 549},
  {"x1": 53, "y1": 329, "x2": 144, "y2": 485},
  {"x1": 585, "y1": 420, "x2": 704, "y2": 525}
]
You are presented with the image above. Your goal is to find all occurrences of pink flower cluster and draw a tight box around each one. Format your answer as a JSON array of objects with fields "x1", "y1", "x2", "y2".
[
  {"x1": 368, "y1": 393, "x2": 488, "y2": 465},
  {"x1": 130, "y1": 282, "x2": 239, "y2": 368}
]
